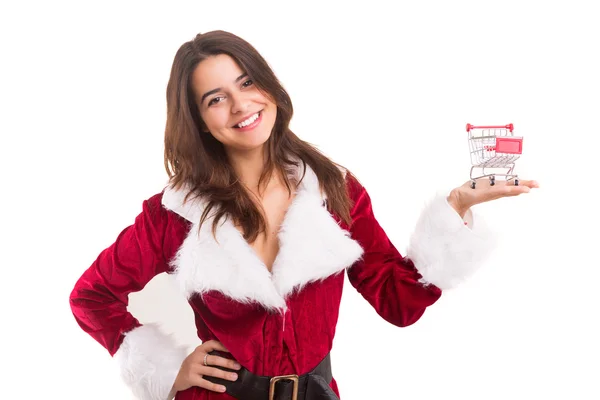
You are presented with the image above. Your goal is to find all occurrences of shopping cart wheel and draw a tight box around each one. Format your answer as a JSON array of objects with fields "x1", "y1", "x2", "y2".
[
  {"x1": 489, "y1": 176, "x2": 495, "y2": 186},
  {"x1": 471, "y1": 180, "x2": 476, "y2": 189},
  {"x1": 514, "y1": 178, "x2": 519, "y2": 186}
]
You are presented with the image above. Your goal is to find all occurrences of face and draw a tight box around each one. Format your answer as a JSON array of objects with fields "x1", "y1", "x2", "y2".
[{"x1": 191, "y1": 54, "x2": 277, "y2": 154}]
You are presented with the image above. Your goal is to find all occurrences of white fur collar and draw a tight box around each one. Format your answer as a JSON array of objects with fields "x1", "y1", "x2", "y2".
[{"x1": 162, "y1": 165, "x2": 364, "y2": 311}]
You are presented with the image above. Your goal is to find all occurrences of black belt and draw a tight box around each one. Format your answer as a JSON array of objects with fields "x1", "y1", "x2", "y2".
[{"x1": 205, "y1": 352, "x2": 339, "y2": 400}]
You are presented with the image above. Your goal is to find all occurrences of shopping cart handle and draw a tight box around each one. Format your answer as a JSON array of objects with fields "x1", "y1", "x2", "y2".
[{"x1": 466, "y1": 123, "x2": 513, "y2": 132}]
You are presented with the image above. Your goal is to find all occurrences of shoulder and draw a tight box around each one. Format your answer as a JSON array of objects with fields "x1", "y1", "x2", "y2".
[
  {"x1": 139, "y1": 189, "x2": 191, "y2": 227},
  {"x1": 343, "y1": 169, "x2": 368, "y2": 203},
  {"x1": 158, "y1": 183, "x2": 206, "y2": 224},
  {"x1": 144, "y1": 192, "x2": 167, "y2": 214}
]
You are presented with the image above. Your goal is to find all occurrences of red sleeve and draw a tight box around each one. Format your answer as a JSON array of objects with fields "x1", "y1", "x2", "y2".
[
  {"x1": 69, "y1": 193, "x2": 170, "y2": 356},
  {"x1": 345, "y1": 175, "x2": 442, "y2": 327}
]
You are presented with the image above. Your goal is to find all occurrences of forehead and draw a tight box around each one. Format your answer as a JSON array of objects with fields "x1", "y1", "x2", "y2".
[{"x1": 191, "y1": 54, "x2": 244, "y2": 94}]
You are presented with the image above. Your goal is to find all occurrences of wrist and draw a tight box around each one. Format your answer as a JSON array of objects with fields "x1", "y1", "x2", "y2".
[{"x1": 447, "y1": 190, "x2": 469, "y2": 219}]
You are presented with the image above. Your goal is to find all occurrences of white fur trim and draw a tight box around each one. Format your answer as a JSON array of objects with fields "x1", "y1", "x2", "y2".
[
  {"x1": 407, "y1": 193, "x2": 497, "y2": 290},
  {"x1": 161, "y1": 183, "x2": 203, "y2": 223},
  {"x1": 271, "y1": 181, "x2": 364, "y2": 298},
  {"x1": 114, "y1": 324, "x2": 188, "y2": 400},
  {"x1": 163, "y1": 165, "x2": 364, "y2": 311}
]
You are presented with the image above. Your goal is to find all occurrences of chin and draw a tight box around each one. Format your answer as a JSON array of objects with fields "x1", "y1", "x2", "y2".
[
  {"x1": 236, "y1": 126, "x2": 274, "y2": 151},
  {"x1": 225, "y1": 133, "x2": 271, "y2": 153},
  {"x1": 240, "y1": 136, "x2": 271, "y2": 152}
]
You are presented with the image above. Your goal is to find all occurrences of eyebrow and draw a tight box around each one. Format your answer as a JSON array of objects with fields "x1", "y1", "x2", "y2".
[{"x1": 200, "y1": 73, "x2": 249, "y2": 104}]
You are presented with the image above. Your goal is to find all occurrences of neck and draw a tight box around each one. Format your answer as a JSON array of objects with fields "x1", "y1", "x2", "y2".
[{"x1": 226, "y1": 146, "x2": 272, "y2": 193}]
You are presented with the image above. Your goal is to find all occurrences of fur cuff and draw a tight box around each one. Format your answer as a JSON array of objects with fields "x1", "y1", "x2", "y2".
[
  {"x1": 114, "y1": 324, "x2": 188, "y2": 400},
  {"x1": 407, "y1": 193, "x2": 497, "y2": 290}
]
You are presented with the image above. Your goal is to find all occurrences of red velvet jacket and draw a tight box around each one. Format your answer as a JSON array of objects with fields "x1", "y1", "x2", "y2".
[{"x1": 70, "y1": 166, "x2": 495, "y2": 400}]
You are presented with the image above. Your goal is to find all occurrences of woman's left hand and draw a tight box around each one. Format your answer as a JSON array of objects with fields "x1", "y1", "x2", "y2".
[{"x1": 447, "y1": 178, "x2": 540, "y2": 218}]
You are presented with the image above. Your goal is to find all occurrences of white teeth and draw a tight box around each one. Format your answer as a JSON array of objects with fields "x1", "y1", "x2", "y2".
[{"x1": 236, "y1": 112, "x2": 259, "y2": 128}]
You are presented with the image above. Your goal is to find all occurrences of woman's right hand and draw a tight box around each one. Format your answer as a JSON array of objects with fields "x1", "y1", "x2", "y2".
[{"x1": 171, "y1": 340, "x2": 242, "y2": 394}]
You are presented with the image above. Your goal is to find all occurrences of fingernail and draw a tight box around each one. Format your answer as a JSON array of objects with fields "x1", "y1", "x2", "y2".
[
  {"x1": 230, "y1": 373, "x2": 238, "y2": 380},
  {"x1": 234, "y1": 362, "x2": 241, "y2": 369},
  {"x1": 220, "y1": 386, "x2": 227, "y2": 392}
]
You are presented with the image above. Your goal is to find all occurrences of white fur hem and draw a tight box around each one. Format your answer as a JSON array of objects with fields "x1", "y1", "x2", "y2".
[
  {"x1": 114, "y1": 324, "x2": 188, "y2": 400},
  {"x1": 407, "y1": 193, "x2": 497, "y2": 290}
]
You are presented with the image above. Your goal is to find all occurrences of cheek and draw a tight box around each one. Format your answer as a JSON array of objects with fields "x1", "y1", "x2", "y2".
[
  {"x1": 267, "y1": 100, "x2": 278, "y2": 117},
  {"x1": 252, "y1": 90, "x2": 275, "y2": 107},
  {"x1": 202, "y1": 109, "x2": 229, "y2": 131}
]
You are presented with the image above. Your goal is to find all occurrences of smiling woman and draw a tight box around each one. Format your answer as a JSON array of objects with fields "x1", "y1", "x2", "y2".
[
  {"x1": 192, "y1": 55, "x2": 277, "y2": 152},
  {"x1": 69, "y1": 30, "x2": 538, "y2": 400}
]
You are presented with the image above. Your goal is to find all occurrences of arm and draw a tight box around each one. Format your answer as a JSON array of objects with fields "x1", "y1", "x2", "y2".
[
  {"x1": 69, "y1": 193, "x2": 188, "y2": 400},
  {"x1": 345, "y1": 175, "x2": 496, "y2": 327}
]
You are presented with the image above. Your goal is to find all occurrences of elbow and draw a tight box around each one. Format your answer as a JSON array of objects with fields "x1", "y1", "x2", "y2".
[
  {"x1": 378, "y1": 283, "x2": 442, "y2": 328},
  {"x1": 384, "y1": 307, "x2": 427, "y2": 328},
  {"x1": 69, "y1": 280, "x2": 79, "y2": 311},
  {"x1": 69, "y1": 284, "x2": 85, "y2": 323},
  {"x1": 69, "y1": 272, "x2": 86, "y2": 308},
  {"x1": 69, "y1": 272, "x2": 93, "y2": 322},
  {"x1": 399, "y1": 308, "x2": 427, "y2": 327},
  {"x1": 69, "y1": 286, "x2": 81, "y2": 313}
]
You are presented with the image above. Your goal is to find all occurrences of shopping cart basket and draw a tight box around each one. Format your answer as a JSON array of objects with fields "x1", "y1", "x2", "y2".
[{"x1": 466, "y1": 123, "x2": 523, "y2": 189}]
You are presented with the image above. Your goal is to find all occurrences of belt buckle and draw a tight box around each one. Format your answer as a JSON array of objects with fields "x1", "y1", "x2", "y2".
[{"x1": 269, "y1": 374, "x2": 299, "y2": 400}]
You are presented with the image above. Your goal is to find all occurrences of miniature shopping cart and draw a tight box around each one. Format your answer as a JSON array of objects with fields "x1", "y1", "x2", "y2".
[{"x1": 466, "y1": 123, "x2": 523, "y2": 189}]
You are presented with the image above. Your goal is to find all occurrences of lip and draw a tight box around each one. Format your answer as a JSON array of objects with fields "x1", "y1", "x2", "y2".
[{"x1": 233, "y1": 111, "x2": 262, "y2": 132}]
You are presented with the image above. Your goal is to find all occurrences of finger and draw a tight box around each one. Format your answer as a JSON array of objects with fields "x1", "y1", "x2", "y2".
[
  {"x1": 505, "y1": 185, "x2": 531, "y2": 196},
  {"x1": 493, "y1": 184, "x2": 531, "y2": 197},
  {"x1": 496, "y1": 179, "x2": 539, "y2": 189},
  {"x1": 467, "y1": 183, "x2": 528, "y2": 202},
  {"x1": 202, "y1": 340, "x2": 230, "y2": 353},
  {"x1": 189, "y1": 375, "x2": 227, "y2": 393},
  {"x1": 477, "y1": 179, "x2": 538, "y2": 195},
  {"x1": 467, "y1": 178, "x2": 539, "y2": 188},
  {"x1": 516, "y1": 179, "x2": 539, "y2": 188},
  {"x1": 203, "y1": 354, "x2": 242, "y2": 371},
  {"x1": 199, "y1": 365, "x2": 239, "y2": 382}
]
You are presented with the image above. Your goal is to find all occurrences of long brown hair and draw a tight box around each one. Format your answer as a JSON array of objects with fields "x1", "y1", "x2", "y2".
[{"x1": 164, "y1": 30, "x2": 352, "y2": 241}]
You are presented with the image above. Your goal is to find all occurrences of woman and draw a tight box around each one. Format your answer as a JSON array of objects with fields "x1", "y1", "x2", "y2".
[{"x1": 69, "y1": 30, "x2": 538, "y2": 400}]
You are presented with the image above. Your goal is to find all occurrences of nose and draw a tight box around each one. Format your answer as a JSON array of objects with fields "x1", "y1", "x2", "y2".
[{"x1": 230, "y1": 91, "x2": 250, "y2": 115}]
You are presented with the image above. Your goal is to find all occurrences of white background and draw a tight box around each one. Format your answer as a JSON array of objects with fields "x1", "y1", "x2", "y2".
[{"x1": 2, "y1": 0, "x2": 599, "y2": 399}]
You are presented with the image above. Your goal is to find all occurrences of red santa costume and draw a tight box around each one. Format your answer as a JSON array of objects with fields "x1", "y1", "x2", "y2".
[{"x1": 70, "y1": 165, "x2": 495, "y2": 400}]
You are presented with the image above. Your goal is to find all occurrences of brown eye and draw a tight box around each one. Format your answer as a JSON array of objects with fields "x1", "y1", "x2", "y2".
[
  {"x1": 208, "y1": 96, "x2": 224, "y2": 106},
  {"x1": 242, "y1": 79, "x2": 253, "y2": 88}
]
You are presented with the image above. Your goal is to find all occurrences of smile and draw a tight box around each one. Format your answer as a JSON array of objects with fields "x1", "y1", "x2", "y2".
[{"x1": 234, "y1": 111, "x2": 262, "y2": 131}]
